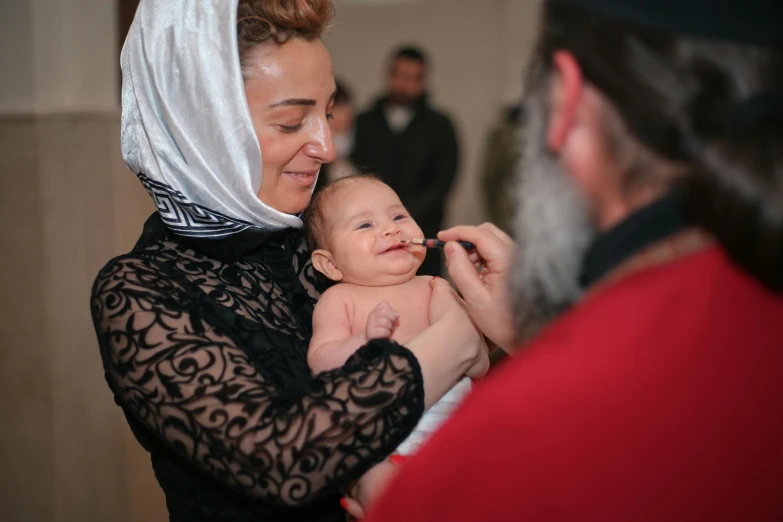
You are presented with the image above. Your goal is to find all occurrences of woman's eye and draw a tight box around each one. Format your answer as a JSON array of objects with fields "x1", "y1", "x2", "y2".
[{"x1": 279, "y1": 123, "x2": 303, "y2": 133}]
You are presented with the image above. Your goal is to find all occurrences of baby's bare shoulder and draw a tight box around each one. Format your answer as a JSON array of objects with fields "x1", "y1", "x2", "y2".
[{"x1": 316, "y1": 283, "x2": 354, "y2": 307}]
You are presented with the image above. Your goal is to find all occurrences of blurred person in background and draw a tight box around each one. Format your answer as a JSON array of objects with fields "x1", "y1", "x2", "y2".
[
  {"x1": 352, "y1": 45, "x2": 459, "y2": 276},
  {"x1": 361, "y1": 0, "x2": 783, "y2": 520},
  {"x1": 315, "y1": 79, "x2": 357, "y2": 193},
  {"x1": 480, "y1": 103, "x2": 525, "y2": 234}
]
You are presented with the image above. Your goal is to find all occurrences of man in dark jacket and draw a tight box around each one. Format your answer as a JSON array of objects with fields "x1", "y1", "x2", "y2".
[{"x1": 352, "y1": 46, "x2": 459, "y2": 276}]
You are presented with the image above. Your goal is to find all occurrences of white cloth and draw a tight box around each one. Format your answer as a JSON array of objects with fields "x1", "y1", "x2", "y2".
[
  {"x1": 395, "y1": 377, "x2": 472, "y2": 455},
  {"x1": 121, "y1": 0, "x2": 303, "y2": 237},
  {"x1": 384, "y1": 105, "x2": 414, "y2": 133}
]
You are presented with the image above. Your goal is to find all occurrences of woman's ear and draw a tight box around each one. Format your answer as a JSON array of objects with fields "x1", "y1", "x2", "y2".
[{"x1": 312, "y1": 249, "x2": 344, "y2": 281}]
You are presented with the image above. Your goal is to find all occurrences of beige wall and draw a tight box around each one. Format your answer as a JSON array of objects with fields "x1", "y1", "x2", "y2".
[
  {"x1": 0, "y1": 114, "x2": 161, "y2": 522},
  {"x1": 0, "y1": 0, "x2": 35, "y2": 111},
  {"x1": 0, "y1": 1, "x2": 541, "y2": 521},
  {"x1": 0, "y1": 1, "x2": 164, "y2": 521},
  {"x1": 499, "y1": 0, "x2": 542, "y2": 103},
  {"x1": 1, "y1": 0, "x2": 118, "y2": 115}
]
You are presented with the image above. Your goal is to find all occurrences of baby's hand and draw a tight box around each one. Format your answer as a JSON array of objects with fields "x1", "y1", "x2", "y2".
[{"x1": 365, "y1": 301, "x2": 398, "y2": 340}]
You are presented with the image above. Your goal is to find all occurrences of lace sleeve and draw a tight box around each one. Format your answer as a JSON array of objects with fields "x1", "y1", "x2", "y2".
[{"x1": 91, "y1": 255, "x2": 424, "y2": 507}]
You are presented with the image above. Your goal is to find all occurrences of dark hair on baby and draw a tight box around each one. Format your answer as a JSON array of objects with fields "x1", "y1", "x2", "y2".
[{"x1": 304, "y1": 173, "x2": 381, "y2": 251}]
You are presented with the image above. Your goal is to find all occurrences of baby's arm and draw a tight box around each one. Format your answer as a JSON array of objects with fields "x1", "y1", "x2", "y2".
[{"x1": 308, "y1": 291, "x2": 398, "y2": 374}]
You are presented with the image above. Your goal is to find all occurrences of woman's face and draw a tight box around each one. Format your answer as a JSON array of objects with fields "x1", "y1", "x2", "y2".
[{"x1": 244, "y1": 38, "x2": 337, "y2": 214}]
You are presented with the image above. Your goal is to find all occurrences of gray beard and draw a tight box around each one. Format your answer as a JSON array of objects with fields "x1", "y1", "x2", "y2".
[{"x1": 509, "y1": 86, "x2": 597, "y2": 344}]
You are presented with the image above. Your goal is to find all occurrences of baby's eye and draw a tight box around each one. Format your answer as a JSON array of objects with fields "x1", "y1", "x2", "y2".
[
  {"x1": 393, "y1": 214, "x2": 408, "y2": 221},
  {"x1": 357, "y1": 222, "x2": 373, "y2": 230}
]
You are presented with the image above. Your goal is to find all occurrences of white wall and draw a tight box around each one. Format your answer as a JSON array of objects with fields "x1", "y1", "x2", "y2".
[{"x1": 326, "y1": 0, "x2": 541, "y2": 226}]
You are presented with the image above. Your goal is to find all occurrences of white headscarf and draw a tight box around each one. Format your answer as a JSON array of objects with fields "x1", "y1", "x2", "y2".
[{"x1": 121, "y1": 0, "x2": 304, "y2": 237}]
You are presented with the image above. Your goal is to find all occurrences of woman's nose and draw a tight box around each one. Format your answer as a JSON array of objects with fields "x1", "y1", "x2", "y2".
[{"x1": 306, "y1": 118, "x2": 336, "y2": 163}]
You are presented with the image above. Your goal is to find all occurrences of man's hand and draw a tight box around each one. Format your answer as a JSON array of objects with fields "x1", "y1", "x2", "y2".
[{"x1": 439, "y1": 223, "x2": 517, "y2": 351}]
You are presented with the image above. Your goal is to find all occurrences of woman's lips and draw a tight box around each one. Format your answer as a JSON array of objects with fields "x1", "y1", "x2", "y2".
[{"x1": 284, "y1": 170, "x2": 319, "y2": 186}]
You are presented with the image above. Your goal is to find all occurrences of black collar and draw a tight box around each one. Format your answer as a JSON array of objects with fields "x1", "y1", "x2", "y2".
[
  {"x1": 136, "y1": 213, "x2": 299, "y2": 264},
  {"x1": 579, "y1": 190, "x2": 686, "y2": 288}
]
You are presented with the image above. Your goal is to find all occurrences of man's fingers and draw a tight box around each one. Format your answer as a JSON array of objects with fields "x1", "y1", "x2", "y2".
[
  {"x1": 443, "y1": 242, "x2": 489, "y2": 306},
  {"x1": 438, "y1": 225, "x2": 483, "y2": 243},
  {"x1": 438, "y1": 225, "x2": 511, "y2": 270},
  {"x1": 476, "y1": 222, "x2": 514, "y2": 247}
]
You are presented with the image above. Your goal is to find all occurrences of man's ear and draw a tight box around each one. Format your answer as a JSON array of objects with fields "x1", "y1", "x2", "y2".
[
  {"x1": 547, "y1": 50, "x2": 584, "y2": 152},
  {"x1": 312, "y1": 249, "x2": 344, "y2": 282}
]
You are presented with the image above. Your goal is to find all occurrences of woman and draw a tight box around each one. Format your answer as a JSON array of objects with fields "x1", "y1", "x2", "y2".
[{"x1": 90, "y1": 1, "x2": 488, "y2": 521}]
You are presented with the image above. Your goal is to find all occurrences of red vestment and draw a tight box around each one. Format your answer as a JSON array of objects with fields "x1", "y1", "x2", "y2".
[{"x1": 365, "y1": 246, "x2": 783, "y2": 521}]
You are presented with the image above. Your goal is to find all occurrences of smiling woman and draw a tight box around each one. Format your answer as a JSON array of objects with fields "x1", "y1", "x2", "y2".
[
  {"x1": 237, "y1": 2, "x2": 338, "y2": 214},
  {"x1": 243, "y1": 38, "x2": 337, "y2": 214},
  {"x1": 91, "y1": 1, "x2": 489, "y2": 521}
]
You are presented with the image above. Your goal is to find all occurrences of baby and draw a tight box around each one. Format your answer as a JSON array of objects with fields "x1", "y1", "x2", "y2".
[{"x1": 304, "y1": 174, "x2": 472, "y2": 510}]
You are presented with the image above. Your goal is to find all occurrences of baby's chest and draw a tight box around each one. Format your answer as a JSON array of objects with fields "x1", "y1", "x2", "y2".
[{"x1": 351, "y1": 293, "x2": 431, "y2": 345}]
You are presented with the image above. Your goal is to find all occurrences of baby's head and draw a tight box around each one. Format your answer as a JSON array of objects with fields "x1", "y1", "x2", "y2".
[{"x1": 304, "y1": 175, "x2": 425, "y2": 286}]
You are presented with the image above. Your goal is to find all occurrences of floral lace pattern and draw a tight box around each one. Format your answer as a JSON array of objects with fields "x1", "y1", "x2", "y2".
[{"x1": 91, "y1": 217, "x2": 424, "y2": 521}]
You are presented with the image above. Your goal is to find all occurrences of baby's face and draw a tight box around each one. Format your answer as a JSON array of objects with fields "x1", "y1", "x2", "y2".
[{"x1": 323, "y1": 179, "x2": 425, "y2": 285}]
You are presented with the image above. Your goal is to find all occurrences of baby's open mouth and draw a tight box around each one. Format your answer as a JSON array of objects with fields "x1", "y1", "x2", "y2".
[{"x1": 381, "y1": 244, "x2": 407, "y2": 254}]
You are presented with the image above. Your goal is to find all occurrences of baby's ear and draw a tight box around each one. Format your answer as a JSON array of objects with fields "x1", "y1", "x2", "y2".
[{"x1": 311, "y1": 249, "x2": 344, "y2": 282}]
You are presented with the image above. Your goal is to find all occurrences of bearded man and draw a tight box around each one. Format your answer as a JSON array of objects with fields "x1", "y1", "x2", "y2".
[{"x1": 360, "y1": 0, "x2": 783, "y2": 520}]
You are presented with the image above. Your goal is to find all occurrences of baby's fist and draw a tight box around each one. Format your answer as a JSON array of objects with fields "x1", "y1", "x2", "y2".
[{"x1": 365, "y1": 301, "x2": 398, "y2": 340}]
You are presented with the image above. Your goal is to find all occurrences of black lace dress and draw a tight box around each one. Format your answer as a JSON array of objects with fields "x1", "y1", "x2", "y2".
[{"x1": 90, "y1": 214, "x2": 425, "y2": 522}]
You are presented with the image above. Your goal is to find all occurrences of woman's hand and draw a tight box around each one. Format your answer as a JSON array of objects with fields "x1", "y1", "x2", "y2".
[
  {"x1": 428, "y1": 277, "x2": 489, "y2": 381},
  {"x1": 340, "y1": 457, "x2": 404, "y2": 520},
  {"x1": 403, "y1": 277, "x2": 489, "y2": 410},
  {"x1": 438, "y1": 223, "x2": 516, "y2": 351}
]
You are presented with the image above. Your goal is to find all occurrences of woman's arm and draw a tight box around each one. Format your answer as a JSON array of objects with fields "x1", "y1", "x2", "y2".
[
  {"x1": 91, "y1": 256, "x2": 485, "y2": 508},
  {"x1": 92, "y1": 255, "x2": 422, "y2": 508},
  {"x1": 404, "y1": 277, "x2": 488, "y2": 407}
]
